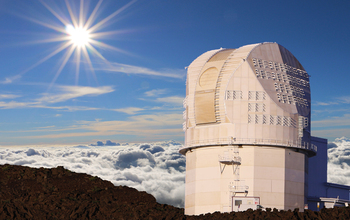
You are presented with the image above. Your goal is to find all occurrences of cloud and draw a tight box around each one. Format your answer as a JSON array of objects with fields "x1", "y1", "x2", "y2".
[
  {"x1": 312, "y1": 114, "x2": 350, "y2": 128},
  {"x1": 312, "y1": 129, "x2": 350, "y2": 140},
  {"x1": 0, "y1": 75, "x2": 21, "y2": 84},
  {"x1": 21, "y1": 113, "x2": 183, "y2": 141},
  {"x1": 2, "y1": 137, "x2": 349, "y2": 208},
  {"x1": 100, "y1": 62, "x2": 185, "y2": 79},
  {"x1": 313, "y1": 96, "x2": 350, "y2": 106},
  {"x1": 156, "y1": 96, "x2": 184, "y2": 106},
  {"x1": 144, "y1": 89, "x2": 167, "y2": 97},
  {"x1": 91, "y1": 140, "x2": 120, "y2": 146},
  {"x1": 313, "y1": 101, "x2": 339, "y2": 106},
  {"x1": 337, "y1": 96, "x2": 350, "y2": 104},
  {"x1": 106, "y1": 140, "x2": 119, "y2": 146},
  {"x1": 0, "y1": 94, "x2": 21, "y2": 99},
  {"x1": 327, "y1": 137, "x2": 350, "y2": 185},
  {"x1": 36, "y1": 85, "x2": 114, "y2": 104},
  {"x1": 0, "y1": 101, "x2": 100, "y2": 110},
  {"x1": 0, "y1": 101, "x2": 31, "y2": 109},
  {"x1": 113, "y1": 107, "x2": 144, "y2": 115},
  {"x1": 139, "y1": 95, "x2": 185, "y2": 107},
  {"x1": 0, "y1": 140, "x2": 185, "y2": 207},
  {"x1": 0, "y1": 85, "x2": 113, "y2": 110}
]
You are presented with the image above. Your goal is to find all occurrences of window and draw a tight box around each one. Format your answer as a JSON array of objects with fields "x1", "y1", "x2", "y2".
[
  {"x1": 290, "y1": 118, "x2": 297, "y2": 128},
  {"x1": 256, "y1": 91, "x2": 266, "y2": 101},
  {"x1": 264, "y1": 60, "x2": 269, "y2": 69},
  {"x1": 282, "y1": 74, "x2": 288, "y2": 83},
  {"x1": 248, "y1": 91, "x2": 253, "y2": 100},
  {"x1": 271, "y1": 72, "x2": 276, "y2": 81},
  {"x1": 226, "y1": 90, "x2": 233, "y2": 100},
  {"x1": 283, "y1": 116, "x2": 289, "y2": 126},
  {"x1": 288, "y1": 95, "x2": 294, "y2": 104},
  {"x1": 276, "y1": 73, "x2": 282, "y2": 81},
  {"x1": 282, "y1": 95, "x2": 287, "y2": 103},
  {"x1": 252, "y1": 58, "x2": 257, "y2": 67},
  {"x1": 265, "y1": 71, "x2": 271, "y2": 79},
  {"x1": 235, "y1": 91, "x2": 243, "y2": 100},
  {"x1": 277, "y1": 93, "x2": 282, "y2": 102},
  {"x1": 255, "y1": 69, "x2": 260, "y2": 78},
  {"x1": 280, "y1": 84, "x2": 284, "y2": 93},
  {"x1": 276, "y1": 116, "x2": 281, "y2": 125},
  {"x1": 274, "y1": 63, "x2": 279, "y2": 71},
  {"x1": 285, "y1": 85, "x2": 290, "y2": 94},
  {"x1": 226, "y1": 90, "x2": 243, "y2": 100},
  {"x1": 255, "y1": 104, "x2": 259, "y2": 112}
]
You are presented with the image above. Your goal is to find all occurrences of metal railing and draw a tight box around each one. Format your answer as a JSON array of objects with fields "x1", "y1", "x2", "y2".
[
  {"x1": 180, "y1": 137, "x2": 317, "y2": 153},
  {"x1": 229, "y1": 184, "x2": 249, "y2": 194},
  {"x1": 219, "y1": 155, "x2": 242, "y2": 164}
]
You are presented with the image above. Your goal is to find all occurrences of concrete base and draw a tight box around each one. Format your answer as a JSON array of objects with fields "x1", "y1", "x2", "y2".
[{"x1": 185, "y1": 145, "x2": 306, "y2": 215}]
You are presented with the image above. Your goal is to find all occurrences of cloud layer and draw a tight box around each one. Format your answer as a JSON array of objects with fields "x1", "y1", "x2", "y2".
[
  {"x1": 2, "y1": 137, "x2": 349, "y2": 208},
  {"x1": 327, "y1": 137, "x2": 350, "y2": 185},
  {"x1": 0, "y1": 140, "x2": 185, "y2": 207}
]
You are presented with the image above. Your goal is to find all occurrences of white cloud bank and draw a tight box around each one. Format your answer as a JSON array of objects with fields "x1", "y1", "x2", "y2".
[
  {"x1": 328, "y1": 137, "x2": 350, "y2": 185},
  {"x1": 2, "y1": 137, "x2": 350, "y2": 208},
  {"x1": 0, "y1": 140, "x2": 185, "y2": 207}
]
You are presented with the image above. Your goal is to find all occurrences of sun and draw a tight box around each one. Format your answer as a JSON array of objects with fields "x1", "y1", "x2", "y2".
[
  {"x1": 66, "y1": 24, "x2": 90, "y2": 47},
  {"x1": 6, "y1": 0, "x2": 136, "y2": 87}
]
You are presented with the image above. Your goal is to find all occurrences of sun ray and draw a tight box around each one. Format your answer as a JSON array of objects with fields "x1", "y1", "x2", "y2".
[
  {"x1": 89, "y1": 39, "x2": 130, "y2": 55},
  {"x1": 89, "y1": 29, "x2": 135, "y2": 39},
  {"x1": 88, "y1": 0, "x2": 137, "y2": 33},
  {"x1": 13, "y1": 36, "x2": 71, "y2": 46},
  {"x1": 4, "y1": 0, "x2": 136, "y2": 86},
  {"x1": 84, "y1": 0, "x2": 103, "y2": 30},
  {"x1": 79, "y1": 0, "x2": 85, "y2": 28},
  {"x1": 19, "y1": 41, "x2": 73, "y2": 77},
  {"x1": 49, "y1": 45, "x2": 76, "y2": 89},
  {"x1": 39, "y1": 0, "x2": 70, "y2": 26},
  {"x1": 75, "y1": 47, "x2": 81, "y2": 85},
  {"x1": 20, "y1": 15, "x2": 65, "y2": 33},
  {"x1": 65, "y1": 0, "x2": 78, "y2": 28},
  {"x1": 81, "y1": 46, "x2": 98, "y2": 84},
  {"x1": 85, "y1": 43, "x2": 106, "y2": 61}
]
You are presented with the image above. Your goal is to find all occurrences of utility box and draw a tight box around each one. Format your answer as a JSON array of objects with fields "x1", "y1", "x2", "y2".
[{"x1": 232, "y1": 196, "x2": 260, "y2": 212}]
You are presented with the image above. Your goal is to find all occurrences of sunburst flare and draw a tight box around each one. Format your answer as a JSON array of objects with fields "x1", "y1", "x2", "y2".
[{"x1": 7, "y1": 0, "x2": 136, "y2": 87}]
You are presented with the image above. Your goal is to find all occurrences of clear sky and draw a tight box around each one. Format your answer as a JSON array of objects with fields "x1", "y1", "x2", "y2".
[{"x1": 0, "y1": 0, "x2": 349, "y2": 146}]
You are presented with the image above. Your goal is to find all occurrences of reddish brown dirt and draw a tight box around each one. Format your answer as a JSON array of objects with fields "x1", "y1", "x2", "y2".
[{"x1": 1, "y1": 164, "x2": 350, "y2": 219}]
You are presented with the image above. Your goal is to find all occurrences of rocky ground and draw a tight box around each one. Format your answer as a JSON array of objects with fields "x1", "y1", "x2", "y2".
[{"x1": 1, "y1": 164, "x2": 350, "y2": 219}]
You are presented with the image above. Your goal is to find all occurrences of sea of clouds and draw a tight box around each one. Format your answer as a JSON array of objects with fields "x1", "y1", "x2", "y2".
[
  {"x1": 1, "y1": 137, "x2": 350, "y2": 208},
  {"x1": 327, "y1": 137, "x2": 350, "y2": 185},
  {"x1": 0, "y1": 140, "x2": 185, "y2": 207}
]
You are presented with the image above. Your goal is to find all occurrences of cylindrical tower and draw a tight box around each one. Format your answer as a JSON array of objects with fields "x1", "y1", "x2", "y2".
[{"x1": 180, "y1": 43, "x2": 316, "y2": 215}]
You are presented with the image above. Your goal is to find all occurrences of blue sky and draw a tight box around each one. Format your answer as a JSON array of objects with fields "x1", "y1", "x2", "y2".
[{"x1": 0, "y1": 0, "x2": 349, "y2": 146}]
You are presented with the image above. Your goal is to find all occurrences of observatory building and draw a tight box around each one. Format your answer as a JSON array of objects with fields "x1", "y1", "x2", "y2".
[{"x1": 180, "y1": 42, "x2": 350, "y2": 215}]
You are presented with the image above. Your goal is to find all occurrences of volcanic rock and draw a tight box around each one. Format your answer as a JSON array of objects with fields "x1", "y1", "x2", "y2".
[{"x1": 1, "y1": 164, "x2": 350, "y2": 219}]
